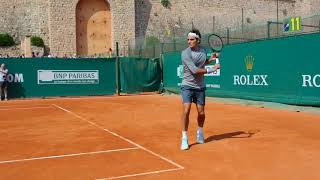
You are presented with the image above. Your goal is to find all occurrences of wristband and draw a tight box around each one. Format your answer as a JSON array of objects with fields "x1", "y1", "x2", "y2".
[
  {"x1": 206, "y1": 67, "x2": 215, "y2": 74},
  {"x1": 215, "y1": 58, "x2": 219, "y2": 64}
]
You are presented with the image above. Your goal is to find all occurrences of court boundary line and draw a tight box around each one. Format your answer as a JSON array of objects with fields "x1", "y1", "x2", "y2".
[
  {"x1": 96, "y1": 168, "x2": 182, "y2": 180},
  {"x1": 0, "y1": 104, "x2": 52, "y2": 108},
  {"x1": 0, "y1": 106, "x2": 55, "y2": 111},
  {"x1": 0, "y1": 147, "x2": 139, "y2": 164},
  {"x1": 52, "y1": 104, "x2": 184, "y2": 179}
]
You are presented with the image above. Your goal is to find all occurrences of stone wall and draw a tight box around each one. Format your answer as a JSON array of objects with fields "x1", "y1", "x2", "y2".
[
  {"x1": 0, "y1": 0, "x2": 49, "y2": 47},
  {"x1": 0, "y1": 46, "x2": 21, "y2": 57},
  {"x1": 48, "y1": 0, "x2": 135, "y2": 56},
  {"x1": 0, "y1": 0, "x2": 319, "y2": 55},
  {"x1": 135, "y1": 0, "x2": 320, "y2": 40},
  {"x1": 0, "y1": 45, "x2": 45, "y2": 58}
]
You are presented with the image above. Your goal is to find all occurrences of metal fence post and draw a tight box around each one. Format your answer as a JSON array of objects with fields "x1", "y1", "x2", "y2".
[
  {"x1": 267, "y1": 21, "x2": 271, "y2": 39},
  {"x1": 116, "y1": 42, "x2": 120, "y2": 96},
  {"x1": 227, "y1": 28, "x2": 230, "y2": 45}
]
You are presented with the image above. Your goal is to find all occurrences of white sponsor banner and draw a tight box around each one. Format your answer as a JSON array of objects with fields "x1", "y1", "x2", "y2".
[{"x1": 38, "y1": 70, "x2": 99, "y2": 84}]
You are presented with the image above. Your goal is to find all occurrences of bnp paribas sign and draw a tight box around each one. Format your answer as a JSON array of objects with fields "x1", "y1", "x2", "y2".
[
  {"x1": 233, "y1": 55, "x2": 269, "y2": 86},
  {"x1": 37, "y1": 70, "x2": 99, "y2": 84}
]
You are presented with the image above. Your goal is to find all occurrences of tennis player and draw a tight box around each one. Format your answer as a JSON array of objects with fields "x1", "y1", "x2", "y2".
[
  {"x1": 0, "y1": 63, "x2": 8, "y2": 101},
  {"x1": 180, "y1": 29, "x2": 220, "y2": 150}
]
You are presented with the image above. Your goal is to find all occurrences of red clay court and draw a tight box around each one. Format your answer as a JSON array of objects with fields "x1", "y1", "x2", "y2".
[{"x1": 0, "y1": 95, "x2": 320, "y2": 180}]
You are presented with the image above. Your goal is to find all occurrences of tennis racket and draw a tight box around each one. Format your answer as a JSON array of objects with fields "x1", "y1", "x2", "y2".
[{"x1": 208, "y1": 34, "x2": 224, "y2": 64}]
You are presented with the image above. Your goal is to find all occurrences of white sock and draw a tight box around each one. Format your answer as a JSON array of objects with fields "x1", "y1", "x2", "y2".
[
  {"x1": 197, "y1": 127, "x2": 203, "y2": 134},
  {"x1": 182, "y1": 131, "x2": 188, "y2": 139}
]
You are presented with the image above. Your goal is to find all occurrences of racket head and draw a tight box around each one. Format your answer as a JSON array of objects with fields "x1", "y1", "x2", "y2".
[{"x1": 208, "y1": 34, "x2": 224, "y2": 52}]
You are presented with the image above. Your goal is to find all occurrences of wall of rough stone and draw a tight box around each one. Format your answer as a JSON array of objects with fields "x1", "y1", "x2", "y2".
[
  {"x1": 0, "y1": 0, "x2": 135, "y2": 56},
  {"x1": 0, "y1": 0, "x2": 319, "y2": 55},
  {"x1": 0, "y1": 45, "x2": 45, "y2": 57},
  {"x1": 134, "y1": 0, "x2": 320, "y2": 40},
  {"x1": 48, "y1": 0, "x2": 135, "y2": 56},
  {"x1": 0, "y1": 46, "x2": 21, "y2": 57},
  {"x1": 0, "y1": 0, "x2": 49, "y2": 46},
  {"x1": 310, "y1": 0, "x2": 320, "y2": 14},
  {"x1": 110, "y1": 0, "x2": 136, "y2": 55}
]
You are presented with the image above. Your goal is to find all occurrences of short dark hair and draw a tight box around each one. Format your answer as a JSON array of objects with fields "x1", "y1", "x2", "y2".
[
  {"x1": 190, "y1": 29, "x2": 202, "y2": 39},
  {"x1": 189, "y1": 28, "x2": 201, "y2": 44}
]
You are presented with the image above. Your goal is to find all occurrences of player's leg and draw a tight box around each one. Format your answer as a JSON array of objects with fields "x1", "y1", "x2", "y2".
[
  {"x1": 181, "y1": 103, "x2": 192, "y2": 150},
  {"x1": 180, "y1": 87, "x2": 193, "y2": 150},
  {"x1": 181, "y1": 103, "x2": 192, "y2": 132},
  {"x1": 0, "y1": 83, "x2": 3, "y2": 101},
  {"x1": 195, "y1": 89, "x2": 206, "y2": 144},
  {"x1": 3, "y1": 82, "x2": 7, "y2": 101},
  {"x1": 196, "y1": 104, "x2": 205, "y2": 128}
]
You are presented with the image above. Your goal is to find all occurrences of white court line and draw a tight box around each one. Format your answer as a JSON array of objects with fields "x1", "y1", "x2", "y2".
[
  {"x1": 96, "y1": 168, "x2": 182, "y2": 180},
  {"x1": 0, "y1": 107, "x2": 55, "y2": 111},
  {"x1": 12, "y1": 95, "x2": 159, "y2": 103},
  {"x1": 52, "y1": 104, "x2": 184, "y2": 171},
  {"x1": 44, "y1": 95, "x2": 157, "y2": 101},
  {"x1": 0, "y1": 105, "x2": 50, "y2": 108},
  {"x1": 0, "y1": 147, "x2": 139, "y2": 164}
]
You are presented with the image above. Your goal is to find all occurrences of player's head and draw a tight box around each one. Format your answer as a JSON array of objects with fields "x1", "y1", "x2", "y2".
[
  {"x1": 188, "y1": 29, "x2": 201, "y2": 48},
  {"x1": 0, "y1": 63, "x2": 5, "y2": 69}
]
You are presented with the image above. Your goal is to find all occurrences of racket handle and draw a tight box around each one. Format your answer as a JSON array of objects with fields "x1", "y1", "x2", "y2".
[{"x1": 215, "y1": 58, "x2": 220, "y2": 64}]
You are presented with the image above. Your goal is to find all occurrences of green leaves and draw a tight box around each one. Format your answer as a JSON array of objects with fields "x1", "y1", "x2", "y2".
[
  {"x1": 31, "y1": 36, "x2": 44, "y2": 47},
  {"x1": 0, "y1": 33, "x2": 15, "y2": 47}
]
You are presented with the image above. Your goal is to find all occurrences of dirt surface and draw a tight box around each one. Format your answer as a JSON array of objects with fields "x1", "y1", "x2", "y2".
[{"x1": 0, "y1": 95, "x2": 320, "y2": 180}]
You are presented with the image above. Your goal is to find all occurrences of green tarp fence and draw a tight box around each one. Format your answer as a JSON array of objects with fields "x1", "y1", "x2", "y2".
[
  {"x1": 163, "y1": 33, "x2": 320, "y2": 106},
  {"x1": 120, "y1": 57, "x2": 161, "y2": 94}
]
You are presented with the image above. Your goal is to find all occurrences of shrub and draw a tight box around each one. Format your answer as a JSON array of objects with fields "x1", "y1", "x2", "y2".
[
  {"x1": 0, "y1": 33, "x2": 15, "y2": 47},
  {"x1": 31, "y1": 36, "x2": 44, "y2": 47},
  {"x1": 161, "y1": 0, "x2": 170, "y2": 8}
]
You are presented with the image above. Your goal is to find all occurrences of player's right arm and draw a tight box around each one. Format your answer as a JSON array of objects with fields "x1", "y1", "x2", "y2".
[
  {"x1": 182, "y1": 51, "x2": 207, "y2": 75},
  {"x1": 0, "y1": 69, "x2": 8, "y2": 75},
  {"x1": 182, "y1": 51, "x2": 220, "y2": 75}
]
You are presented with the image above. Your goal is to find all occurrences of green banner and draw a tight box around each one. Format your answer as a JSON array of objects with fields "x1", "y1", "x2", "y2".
[
  {"x1": 163, "y1": 33, "x2": 320, "y2": 105},
  {"x1": 0, "y1": 58, "x2": 117, "y2": 98}
]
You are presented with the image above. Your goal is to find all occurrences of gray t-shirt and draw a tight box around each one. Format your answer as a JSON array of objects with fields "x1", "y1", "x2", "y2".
[{"x1": 181, "y1": 47, "x2": 207, "y2": 89}]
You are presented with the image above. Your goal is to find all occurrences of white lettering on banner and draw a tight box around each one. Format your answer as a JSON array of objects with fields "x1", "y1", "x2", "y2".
[
  {"x1": 233, "y1": 75, "x2": 268, "y2": 86},
  {"x1": 206, "y1": 84, "x2": 221, "y2": 88},
  {"x1": 302, "y1": 74, "x2": 320, "y2": 87},
  {"x1": 177, "y1": 83, "x2": 220, "y2": 88},
  {"x1": 51, "y1": 72, "x2": 97, "y2": 80},
  {"x1": 68, "y1": 72, "x2": 97, "y2": 79},
  {"x1": 54, "y1": 73, "x2": 68, "y2": 79},
  {"x1": 7, "y1": 74, "x2": 24, "y2": 83}
]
